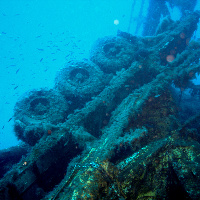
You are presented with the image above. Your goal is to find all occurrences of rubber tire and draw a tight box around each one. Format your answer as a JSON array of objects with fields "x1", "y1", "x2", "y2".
[
  {"x1": 14, "y1": 88, "x2": 69, "y2": 145},
  {"x1": 54, "y1": 60, "x2": 104, "y2": 100},
  {"x1": 90, "y1": 36, "x2": 135, "y2": 73}
]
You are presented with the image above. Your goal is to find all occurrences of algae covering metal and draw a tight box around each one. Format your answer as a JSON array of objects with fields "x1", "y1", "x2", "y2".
[{"x1": 1, "y1": 11, "x2": 200, "y2": 200}]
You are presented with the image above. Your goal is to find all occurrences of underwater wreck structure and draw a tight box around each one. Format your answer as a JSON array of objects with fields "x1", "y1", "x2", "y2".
[{"x1": 1, "y1": 11, "x2": 200, "y2": 200}]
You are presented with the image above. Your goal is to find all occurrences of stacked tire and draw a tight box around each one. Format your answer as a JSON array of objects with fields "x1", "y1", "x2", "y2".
[
  {"x1": 90, "y1": 36, "x2": 135, "y2": 73},
  {"x1": 54, "y1": 60, "x2": 105, "y2": 101},
  {"x1": 14, "y1": 88, "x2": 69, "y2": 146}
]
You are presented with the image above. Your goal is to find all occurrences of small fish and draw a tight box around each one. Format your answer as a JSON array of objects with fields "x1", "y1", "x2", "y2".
[
  {"x1": 2, "y1": 125, "x2": 4, "y2": 129},
  {"x1": 16, "y1": 68, "x2": 20, "y2": 74},
  {"x1": 40, "y1": 58, "x2": 43, "y2": 62},
  {"x1": 14, "y1": 86, "x2": 18, "y2": 90},
  {"x1": 65, "y1": 54, "x2": 71, "y2": 58},
  {"x1": 8, "y1": 117, "x2": 12, "y2": 122},
  {"x1": 37, "y1": 48, "x2": 44, "y2": 51}
]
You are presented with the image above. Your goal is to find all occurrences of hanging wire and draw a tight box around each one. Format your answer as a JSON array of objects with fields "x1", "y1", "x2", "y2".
[{"x1": 128, "y1": 0, "x2": 136, "y2": 33}]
